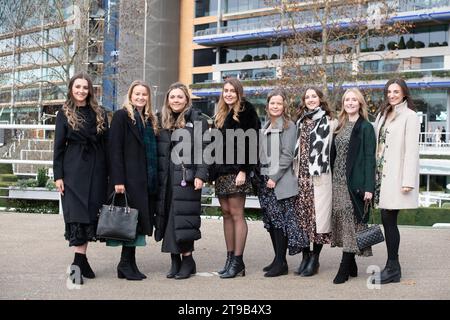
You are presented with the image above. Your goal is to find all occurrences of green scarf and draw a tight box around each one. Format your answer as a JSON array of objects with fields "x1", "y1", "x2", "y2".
[{"x1": 134, "y1": 109, "x2": 158, "y2": 195}]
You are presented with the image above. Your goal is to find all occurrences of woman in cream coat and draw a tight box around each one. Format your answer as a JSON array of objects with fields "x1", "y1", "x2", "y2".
[
  {"x1": 293, "y1": 86, "x2": 337, "y2": 277},
  {"x1": 374, "y1": 78, "x2": 420, "y2": 284}
]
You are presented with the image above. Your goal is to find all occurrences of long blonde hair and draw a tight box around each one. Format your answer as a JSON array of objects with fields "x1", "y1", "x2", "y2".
[
  {"x1": 214, "y1": 78, "x2": 244, "y2": 129},
  {"x1": 63, "y1": 72, "x2": 106, "y2": 133},
  {"x1": 122, "y1": 80, "x2": 158, "y2": 134},
  {"x1": 266, "y1": 89, "x2": 291, "y2": 129},
  {"x1": 335, "y1": 88, "x2": 369, "y2": 134},
  {"x1": 161, "y1": 82, "x2": 191, "y2": 129}
]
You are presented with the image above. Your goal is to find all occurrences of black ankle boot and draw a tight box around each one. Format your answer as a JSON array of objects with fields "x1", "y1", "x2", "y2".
[
  {"x1": 333, "y1": 253, "x2": 353, "y2": 284},
  {"x1": 117, "y1": 246, "x2": 142, "y2": 281},
  {"x1": 378, "y1": 259, "x2": 401, "y2": 284},
  {"x1": 129, "y1": 247, "x2": 146, "y2": 279},
  {"x1": 295, "y1": 250, "x2": 311, "y2": 275},
  {"x1": 76, "y1": 253, "x2": 95, "y2": 279},
  {"x1": 349, "y1": 255, "x2": 358, "y2": 277},
  {"x1": 70, "y1": 253, "x2": 84, "y2": 285},
  {"x1": 218, "y1": 251, "x2": 234, "y2": 275},
  {"x1": 220, "y1": 255, "x2": 245, "y2": 278},
  {"x1": 175, "y1": 255, "x2": 196, "y2": 280},
  {"x1": 167, "y1": 254, "x2": 182, "y2": 278},
  {"x1": 301, "y1": 253, "x2": 320, "y2": 277},
  {"x1": 264, "y1": 261, "x2": 288, "y2": 277}
]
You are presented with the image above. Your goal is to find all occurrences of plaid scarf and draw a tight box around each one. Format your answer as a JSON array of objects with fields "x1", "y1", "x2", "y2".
[{"x1": 134, "y1": 109, "x2": 158, "y2": 195}]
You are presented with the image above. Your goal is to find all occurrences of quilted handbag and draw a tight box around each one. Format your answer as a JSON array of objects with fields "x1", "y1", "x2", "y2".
[
  {"x1": 355, "y1": 201, "x2": 385, "y2": 250},
  {"x1": 96, "y1": 192, "x2": 138, "y2": 241}
]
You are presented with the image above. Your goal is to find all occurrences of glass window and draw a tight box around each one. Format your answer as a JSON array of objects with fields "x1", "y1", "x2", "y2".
[
  {"x1": 195, "y1": 0, "x2": 218, "y2": 17},
  {"x1": 0, "y1": 89, "x2": 11, "y2": 103},
  {"x1": 412, "y1": 89, "x2": 447, "y2": 123},
  {"x1": 193, "y1": 48, "x2": 216, "y2": 67},
  {"x1": 193, "y1": 73, "x2": 213, "y2": 83},
  {"x1": 421, "y1": 56, "x2": 444, "y2": 69}
]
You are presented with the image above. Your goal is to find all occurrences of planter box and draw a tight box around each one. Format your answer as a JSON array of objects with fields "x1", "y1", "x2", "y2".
[{"x1": 8, "y1": 187, "x2": 59, "y2": 200}]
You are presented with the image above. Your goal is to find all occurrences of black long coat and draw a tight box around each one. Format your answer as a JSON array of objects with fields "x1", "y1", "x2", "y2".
[
  {"x1": 53, "y1": 107, "x2": 108, "y2": 224},
  {"x1": 330, "y1": 117, "x2": 376, "y2": 223},
  {"x1": 109, "y1": 109, "x2": 154, "y2": 236},
  {"x1": 154, "y1": 108, "x2": 209, "y2": 242}
]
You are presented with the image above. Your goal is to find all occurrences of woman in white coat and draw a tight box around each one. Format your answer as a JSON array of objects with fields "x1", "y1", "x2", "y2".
[
  {"x1": 293, "y1": 86, "x2": 337, "y2": 277},
  {"x1": 374, "y1": 78, "x2": 420, "y2": 284}
]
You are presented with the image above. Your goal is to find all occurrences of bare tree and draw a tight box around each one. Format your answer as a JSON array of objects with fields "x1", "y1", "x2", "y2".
[{"x1": 268, "y1": 0, "x2": 410, "y2": 112}]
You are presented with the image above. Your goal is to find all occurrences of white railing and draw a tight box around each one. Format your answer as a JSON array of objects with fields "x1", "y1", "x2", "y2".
[{"x1": 419, "y1": 192, "x2": 450, "y2": 208}]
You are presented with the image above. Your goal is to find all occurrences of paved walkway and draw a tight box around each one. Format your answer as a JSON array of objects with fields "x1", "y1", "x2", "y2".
[{"x1": 0, "y1": 212, "x2": 449, "y2": 300}]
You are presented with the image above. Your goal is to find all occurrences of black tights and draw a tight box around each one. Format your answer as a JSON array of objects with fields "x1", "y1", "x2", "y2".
[{"x1": 381, "y1": 209, "x2": 400, "y2": 260}]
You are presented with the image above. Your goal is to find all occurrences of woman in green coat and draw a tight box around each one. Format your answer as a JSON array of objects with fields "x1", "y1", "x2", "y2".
[{"x1": 330, "y1": 88, "x2": 376, "y2": 284}]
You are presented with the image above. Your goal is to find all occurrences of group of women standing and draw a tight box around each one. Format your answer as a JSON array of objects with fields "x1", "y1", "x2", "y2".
[
  {"x1": 54, "y1": 72, "x2": 419, "y2": 286},
  {"x1": 256, "y1": 79, "x2": 419, "y2": 285}
]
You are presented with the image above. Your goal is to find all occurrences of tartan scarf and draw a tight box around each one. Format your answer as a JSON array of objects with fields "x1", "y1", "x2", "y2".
[{"x1": 134, "y1": 109, "x2": 158, "y2": 195}]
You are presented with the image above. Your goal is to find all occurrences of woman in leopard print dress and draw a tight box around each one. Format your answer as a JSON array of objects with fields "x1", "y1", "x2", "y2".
[
  {"x1": 293, "y1": 87, "x2": 337, "y2": 277},
  {"x1": 330, "y1": 88, "x2": 376, "y2": 284}
]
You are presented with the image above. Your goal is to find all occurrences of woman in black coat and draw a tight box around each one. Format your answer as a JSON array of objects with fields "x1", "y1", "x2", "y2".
[
  {"x1": 109, "y1": 80, "x2": 158, "y2": 280},
  {"x1": 212, "y1": 78, "x2": 261, "y2": 279},
  {"x1": 155, "y1": 82, "x2": 209, "y2": 280},
  {"x1": 53, "y1": 72, "x2": 108, "y2": 285},
  {"x1": 330, "y1": 88, "x2": 376, "y2": 284}
]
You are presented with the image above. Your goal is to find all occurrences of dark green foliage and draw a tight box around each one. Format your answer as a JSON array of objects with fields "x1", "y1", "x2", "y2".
[
  {"x1": 398, "y1": 36, "x2": 406, "y2": 49},
  {"x1": 406, "y1": 37, "x2": 415, "y2": 49},
  {"x1": 36, "y1": 168, "x2": 48, "y2": 188}
]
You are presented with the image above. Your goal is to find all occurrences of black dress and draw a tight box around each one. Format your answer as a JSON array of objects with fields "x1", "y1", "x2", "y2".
[{"x1": 53, "y1": 106, "x2": 108, "y2": 246}]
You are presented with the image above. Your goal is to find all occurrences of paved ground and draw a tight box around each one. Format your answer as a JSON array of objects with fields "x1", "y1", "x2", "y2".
[{"x1": 0, "y1": 212, "x2": 449, "y2": 300}]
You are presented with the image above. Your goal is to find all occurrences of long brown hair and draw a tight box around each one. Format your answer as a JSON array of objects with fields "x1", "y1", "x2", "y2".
[
  {"x1": 122, "y1": 80, "x2": 158, "y2": 134},
  {"x1": 379, "y1": 78, "x2": 415, "y2": 116},
  {"x1": 297, "y1": 86, "x2": 333, "y2": 120},
  {"x1": 266, "y1": 89, "x2": 291, "y2": 129},
  {"x1": 335, "y1": 88, "x2": 369, "y2": 134},
  {"x1": 63, "y1": 72, "x2": 105, "y2": 133},
  {"x1": 161, "y1": 82, "x2": 191, "y2": 129},
  {"x1": 214, "y1": 78, "x2": 244, "y2": 129}
]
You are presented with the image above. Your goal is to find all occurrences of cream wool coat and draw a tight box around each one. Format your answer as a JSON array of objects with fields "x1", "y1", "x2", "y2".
[
  {"x1": 295, "y1": 118, "x2": 337, "y2": 234},
  {"x1": 374, "y1": 100, "x2": 420, "y2": 210}
]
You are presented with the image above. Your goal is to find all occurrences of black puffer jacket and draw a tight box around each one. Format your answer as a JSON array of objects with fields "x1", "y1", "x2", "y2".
[
  {"x1": 154, "y1": 108, "x2": 209, "y2": 242},
  {"x1": 210, "y1": 99, "x2": 261, "y2": 181}
]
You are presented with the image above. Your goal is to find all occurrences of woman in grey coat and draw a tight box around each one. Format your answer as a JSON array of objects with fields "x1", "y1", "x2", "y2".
[{"x1": 257, "y1": 90, "x2": 309, "y2": 277}]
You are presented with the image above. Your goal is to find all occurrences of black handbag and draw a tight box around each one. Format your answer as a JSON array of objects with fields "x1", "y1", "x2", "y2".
[
  {"x1": 355, "y1": 201, "x2": 385, "y2": 251},
  {"x1": 96, "y1": 192, "x2": 138, "y2": 241}
]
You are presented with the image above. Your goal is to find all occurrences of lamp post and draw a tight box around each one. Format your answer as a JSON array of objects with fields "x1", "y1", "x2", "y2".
[{"x1": 143, "y1": 0, "x2": 148, "y2": 81}]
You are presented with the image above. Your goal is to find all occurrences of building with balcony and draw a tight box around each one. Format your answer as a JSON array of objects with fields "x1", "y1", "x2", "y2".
[
  {"x1": 183, "y1": 0, "x2": 450, "y2": 194},
  {"x1": 0, "y1": 0, "x2": 109, "y2": 125}
]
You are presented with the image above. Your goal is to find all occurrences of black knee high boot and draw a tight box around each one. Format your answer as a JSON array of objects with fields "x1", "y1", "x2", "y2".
[
  {"x1": 264, "y1": 228, "x2": 288, "y2": 277},
  {"x1": 129, "y1": 247, "x2": 146, "y2": 279},
  {"x1": 117, "y1": 246, "x2": 142, "y2": 281},
  {"x1": 263, "y1": 228, "x2": 276, "y2": 272},
  {"x1": 167, "y1": 254, "x2": 182, "y2": 279}
]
